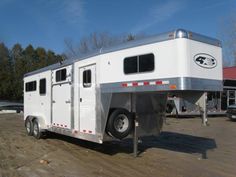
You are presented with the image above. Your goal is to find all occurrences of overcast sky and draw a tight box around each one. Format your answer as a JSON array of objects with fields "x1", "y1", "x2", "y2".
[{"x1": 0, "y1": 0, "x2": 235, "y2": 54}]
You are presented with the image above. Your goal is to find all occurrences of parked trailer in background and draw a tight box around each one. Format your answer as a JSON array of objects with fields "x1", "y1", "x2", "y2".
[
  {"x1": 166, "y1": 79, "x2": 236, "y2": 117},
  {"x1": 24, "y1": 29, "x2": 222, "y2": 155},
  {"x1": 166, "y1": 91, "x2": 225, "y2": 116}
]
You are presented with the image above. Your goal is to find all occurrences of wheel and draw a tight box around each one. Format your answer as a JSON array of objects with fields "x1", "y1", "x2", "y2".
[
  {"x1": 166, "y1": 104, "x2": 173, "y2": 113},
  {"x1": 25, "y1": 118, "x2": 33, "y2": 136},
  {"x1": 32, "y1": 120, "x2": 42, "y2": 139},
  {"x1": 230, "y1": 117, "x2": 236, "y2": 122},
  {"x1": 106, "y1": 109, "x2": 133, "y2": 140}
]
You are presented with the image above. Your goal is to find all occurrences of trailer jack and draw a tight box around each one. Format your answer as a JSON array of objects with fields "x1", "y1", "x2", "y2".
[
  {"x1": 133, "y1": 116, "x2": 139, "y2": 157},
  {"x1": 198, "y1": 92, "x2": 209, "y2": 126}
]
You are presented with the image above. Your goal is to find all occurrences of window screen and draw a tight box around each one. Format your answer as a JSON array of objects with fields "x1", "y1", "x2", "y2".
[
  {"x1": 83, "y1": 70, "x2": 91, "y2": 87},
  {"x1": 124, "y1": 53, "x2": 154, "y2": 74},
  {"x1": 56, "y1": 68, "x2": 67, "y2": 82},
  {"x1": 39, "y1": 78, "x2": 46, "y2": 94},
  {"x1": 25, "y1": 81, "x2": 37, "y2": 92}
]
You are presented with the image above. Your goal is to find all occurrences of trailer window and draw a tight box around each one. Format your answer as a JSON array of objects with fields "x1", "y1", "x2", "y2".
[
  {"x1": 124, "y1": 53, "x2": 154, "y2": 74},
  {"x1": 124, "y1": 56, "x2": 138, "y2": 74},
  {"x1": 83, "y1": 70, "x2": 91, "y2": 87},
  {"x1": 56, "y1": 68, "x2": 67, "y2": 82},
  {"x1": 39, "y1": 78, "x2": 46, "y2": 94},
  {"x1": 139, "y1": 54, "x2": 154, "y2": 72},
  {"x1": 25, "y1": 81, "x2": 37, "y2": 92}
]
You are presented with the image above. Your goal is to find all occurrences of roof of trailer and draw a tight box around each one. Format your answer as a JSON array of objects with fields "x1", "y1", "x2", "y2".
[{"x1": 24, "y1": 29, "x2": 221, "y2": 77}]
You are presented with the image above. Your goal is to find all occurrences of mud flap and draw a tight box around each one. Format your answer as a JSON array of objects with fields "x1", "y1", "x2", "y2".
[
  {"x1": 134, "y1": 93, "x2": 166, "y2": 136},
  {"x1": 131, "y1": 93, "x2": 167, "y2": 157}
]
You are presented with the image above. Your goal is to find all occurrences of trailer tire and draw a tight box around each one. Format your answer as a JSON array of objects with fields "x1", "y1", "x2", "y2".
[
  {"x1": 166, "y1": 103, "x2": 173, "y2": 113},
  {"x1": 32, "y1": 120, "x2": 42, "y2": 139},
  {"x1": 106, "y1": 109, "x2": 133, "y2": 140},
  {"x1": 25, "y1": 118, "x2": 33, "y2": 136}
]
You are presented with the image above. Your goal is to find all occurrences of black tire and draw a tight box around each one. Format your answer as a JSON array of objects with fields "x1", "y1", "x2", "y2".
[
  {"x1": 230, "y1": 118, "x2": 236, "y2": 122},
  {"x1": 25, "y1": 118, "x2": 33, "y2": 136},
  {"x1": 106, "y1": 109, "x2": 133, "y2": 140},
  {"x1": 32, "y1": 120, "x2": 42, "y2": 139},
  {"x1": 166, "y1": 104, "x2": 173, "y2": 113}
]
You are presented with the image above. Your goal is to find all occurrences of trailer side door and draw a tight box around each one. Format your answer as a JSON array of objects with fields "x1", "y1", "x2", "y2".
[
  {"x1": 52, "y1": 66, "x2": 72, "y2": 128},
  {"x1": 79, "y1": 64, "x2": 96, "y2": 135}
]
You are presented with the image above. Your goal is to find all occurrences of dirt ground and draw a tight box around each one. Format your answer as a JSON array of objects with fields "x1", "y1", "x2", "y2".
[{"x1": 0, "y1": 114, "x2": 235, "y2": 177}]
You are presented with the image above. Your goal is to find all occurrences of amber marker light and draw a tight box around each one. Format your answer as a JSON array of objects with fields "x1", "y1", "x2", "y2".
[{"x1": 169, "y1": 85, "x2": 177, "y2": 89}]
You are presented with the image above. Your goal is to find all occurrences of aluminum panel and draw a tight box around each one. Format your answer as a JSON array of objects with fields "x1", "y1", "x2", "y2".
[{"x1": 100, "y1": 77, "x2": 222, "y2": 93}]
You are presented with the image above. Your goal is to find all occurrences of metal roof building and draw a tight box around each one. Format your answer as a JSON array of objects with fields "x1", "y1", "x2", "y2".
[{"x1": 223, "y1": 66, "x2": 236, "y2": 80}]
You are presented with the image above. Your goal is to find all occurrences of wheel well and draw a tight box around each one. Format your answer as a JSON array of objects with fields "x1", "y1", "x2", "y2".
[
  {"x1": 25, "y1": 116, "x2": 37, "y2": 127},
  {"x1": 25, "y1": 116, "x2": 47, "y2": 132},
  {"x1": 32, "y1": 117, "x2": 37, "y2": 122},
  {"x1": 108, "y1": 108, "x2": 133, "y2": 119},
  {"x1": 105, "y1": 108, "x2": 134, "y2": 139},
  {"x1": 108, "y1": 108, "x2": 116, "y2": 118},
  {"x1": 107, "y1": 108, "x2": 130, "y2": 128},
  {"x1": 25, "y1": 116, "x2": 31, "y2": 127},
  {"x1": 106, "y1": 108, "x2": 118, "y2": 133}
]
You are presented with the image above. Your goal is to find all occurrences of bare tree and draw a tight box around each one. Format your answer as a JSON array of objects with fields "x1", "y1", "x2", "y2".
[
  {"x1": 78, "y1": 40, "x2": 89, "y2": 55},
  {"x1": 64, "y1": 32, "x2": 145, "y2": 59},
  {"x1": 79, "y1": 32, "x2": 118, "y2": 54},
  {"x1": 64, "y1": 32, "x2": 117, "y2": 58},
  {"x1": 64, "y1": 38, "x2": 80, "y2": 59}
]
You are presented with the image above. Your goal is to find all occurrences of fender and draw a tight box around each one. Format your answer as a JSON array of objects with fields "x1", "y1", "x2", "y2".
[{"x1": 25, "y1": 115, "x2": 47, "y2": 132}]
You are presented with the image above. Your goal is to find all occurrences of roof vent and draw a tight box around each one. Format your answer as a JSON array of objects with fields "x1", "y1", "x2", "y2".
[{"x1": 175, "y1": 29, "x2": 188, "y2": 39}]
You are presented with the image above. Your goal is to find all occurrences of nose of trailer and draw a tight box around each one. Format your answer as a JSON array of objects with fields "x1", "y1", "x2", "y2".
[{"x1": 173, "y1": 29, "x2": 223, "y2": 91}]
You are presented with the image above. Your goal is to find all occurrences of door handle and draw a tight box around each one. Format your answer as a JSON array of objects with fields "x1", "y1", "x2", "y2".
[
  {"x1": 80, "y1": 98, "x2": 82, "y2": 102},
  {"x1": 52, "y1": 100, "x2": 56, "y2": 103},
  {"x1": 65, "y1": 100, "x2": 71, "y2": 104}
]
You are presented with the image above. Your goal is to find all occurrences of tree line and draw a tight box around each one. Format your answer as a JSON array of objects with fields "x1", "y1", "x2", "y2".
[
  {"x1": 0, "y1": 32, "x2": 138, "y2": 101},
  {"x1": 64, "y1": 32, "x2": 141, "y2": 59},
  {"x1": 0, "y1": 43, "x2": 63, "y2": 101}
]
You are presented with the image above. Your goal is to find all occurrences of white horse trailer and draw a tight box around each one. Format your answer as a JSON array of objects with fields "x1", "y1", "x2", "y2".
[{"x1": 24, "y1": 29, "x2": 222, "y2": 155}]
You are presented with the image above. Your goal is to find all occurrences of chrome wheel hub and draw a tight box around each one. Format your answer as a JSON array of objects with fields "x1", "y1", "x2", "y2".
[{"x1": 114, "y1": 114, "x2": 129, "y2": 133}]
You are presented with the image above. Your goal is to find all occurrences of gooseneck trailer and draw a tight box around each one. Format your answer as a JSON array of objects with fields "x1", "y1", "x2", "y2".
[{"x1": 24, "y1": 29, "x2": 222, "y2": 156}]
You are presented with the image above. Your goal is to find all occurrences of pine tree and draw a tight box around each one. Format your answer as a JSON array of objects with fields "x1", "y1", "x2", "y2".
[
  {"x1": 11, "y1": 44, "x2": 24, "y2": 100},
  {"x1": 0, "y1": 42, "x2": 63, "y2": 101},
  {"x1": 0, "y1": 43, "x2": 12, "y2": 100}
]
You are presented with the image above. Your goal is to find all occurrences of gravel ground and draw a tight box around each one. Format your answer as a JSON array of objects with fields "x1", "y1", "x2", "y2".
[{"x1": 0, "y1": 113, "x2": 235, "y2": 177}]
